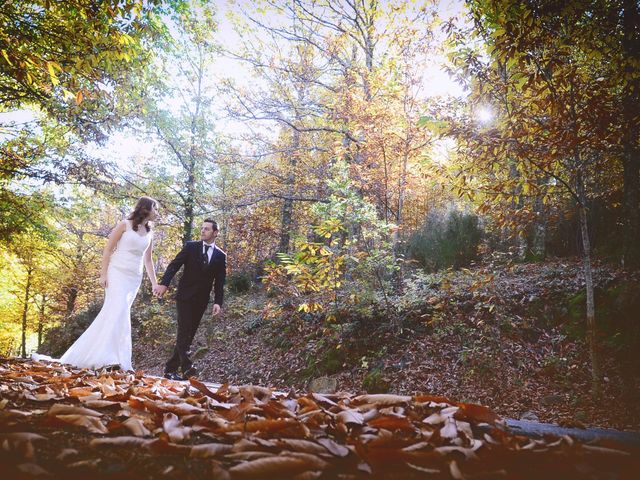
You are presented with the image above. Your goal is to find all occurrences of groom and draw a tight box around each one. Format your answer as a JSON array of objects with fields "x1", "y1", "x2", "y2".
[{"x1": 153, "y1": 219, "x2": 226, "y2": 380}]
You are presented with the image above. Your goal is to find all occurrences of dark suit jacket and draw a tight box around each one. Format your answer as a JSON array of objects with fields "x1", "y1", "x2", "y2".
[{"x1": 159, "y1": 241, "x2": 226, "y2": 305}]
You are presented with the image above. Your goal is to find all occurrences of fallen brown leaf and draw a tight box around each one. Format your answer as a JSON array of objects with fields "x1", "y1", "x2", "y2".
[{"x1": 53, "y1": 414, "x2": 108, "y2": 434}]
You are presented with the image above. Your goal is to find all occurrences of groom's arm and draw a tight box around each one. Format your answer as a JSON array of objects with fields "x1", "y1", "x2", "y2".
[
  {"x1": 159, "y1": 243, "x2": 190, "y2": 287},
  {"x1": 213, "y1": 252, "x2": 226, "y2": 307}
]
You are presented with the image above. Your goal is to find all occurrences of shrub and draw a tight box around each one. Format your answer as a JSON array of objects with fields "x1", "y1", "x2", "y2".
[
  {"x1": 227, "y1": 271, "x2": 252, "y2": 294},
  {"x1": 405, "y1": 208, "x2": 482, "y2": 272},
  {"x1": 39, "y1": 302, "x2": 102, "y2": 357},
  {"x1": 263, "y1": 160, "x2": 397, "y2": 324},
  {"x1": 243, "y1": 316, "x2": 262, "y2": 334},
  {"x1": 132, "y1": 301, "x2": 175, "y2": 341}
]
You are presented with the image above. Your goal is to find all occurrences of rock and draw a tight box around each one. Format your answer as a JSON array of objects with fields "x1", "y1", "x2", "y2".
[
  {"x1": 540, "y1": 395, "x2": 564, "y2": 406},
  {"x1": 520, "y1": 411, "x2": 540, "y2": 422},
  {"x1": 309, "y1": 376, "x2": 338, "y2": 394}
]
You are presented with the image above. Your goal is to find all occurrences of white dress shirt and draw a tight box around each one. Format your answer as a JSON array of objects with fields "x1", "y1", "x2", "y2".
[{"x1": 203, "y1": 241, "x2": 215, "y2": 263}]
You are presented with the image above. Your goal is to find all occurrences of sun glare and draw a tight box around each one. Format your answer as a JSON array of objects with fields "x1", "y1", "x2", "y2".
[{"x1": 476, "y1": 106, "x2": 494, "y2": 124}]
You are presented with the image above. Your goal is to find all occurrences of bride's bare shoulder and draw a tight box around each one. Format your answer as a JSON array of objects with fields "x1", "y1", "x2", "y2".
[{"x1": 110, "y1": 220, "x2": 128, "y2": 236}]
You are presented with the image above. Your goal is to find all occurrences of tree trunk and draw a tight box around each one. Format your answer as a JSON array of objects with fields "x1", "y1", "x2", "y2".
[
  {"x1": 508, "y1": 159, "x2": 526, "y2": 260},
  {"x1": 65, "y1": 286, "x2": 78, "y2": 318},
  {"x1": 20, "y1": 266, "x2": 33, "y2": 358},
  {"x1": 183, "y1": 173, "x2": 196, "y2": 245},
  {"x1": 621, "y1": 0, "x2": 640, "y2": 269},
  {"x1": 278, "y1": 195, "x2": 295, "y2": 254},
  {"x1": 220, "y1": 174, "x2": 229, "y2": 249},
  {"x1": 577, "y1": 171, "x2": 600, "y2": 396},
  {"x1": 532, "y1": 187, "x2": 547, "y2": 259},
  {"x1": 361, "y1": 3, "x2": 375, "y2": 102},
  {"x1": 182, "y1": 45, "x2": 205, "y2": 246},
  {"x1": 278, "y1": 127, "x2": 301, "y2": 254},
  {"x1": 392, "y1": 147, "x2": 409, "y2": 292},
  {"x1": 37, "y1": 294, "x2": 46, "y2": 349}
]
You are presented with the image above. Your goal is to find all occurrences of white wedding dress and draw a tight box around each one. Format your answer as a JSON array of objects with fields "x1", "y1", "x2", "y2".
[{"x1": 33, "y1": 220, "x2": 151, "y2": 371}]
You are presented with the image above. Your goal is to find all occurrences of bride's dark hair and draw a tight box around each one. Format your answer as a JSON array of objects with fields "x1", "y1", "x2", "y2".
[{"x1": 128, "y1": 196, "x2": 157, "y2": 232}]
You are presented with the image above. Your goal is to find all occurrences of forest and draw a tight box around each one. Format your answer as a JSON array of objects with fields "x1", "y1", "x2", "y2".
[{"x1": 1, "y1": 0, "x2": 639, "y2": 478}]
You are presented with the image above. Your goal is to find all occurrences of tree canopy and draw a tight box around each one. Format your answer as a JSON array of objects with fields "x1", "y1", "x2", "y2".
[{"x1": 0, "y1": 0, "x2": 639, "y2": 438}]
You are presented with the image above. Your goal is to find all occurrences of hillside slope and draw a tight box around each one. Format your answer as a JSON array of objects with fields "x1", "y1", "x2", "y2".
[{"x1": 132, "y1": 259, "x2": 640, "y2": 431}]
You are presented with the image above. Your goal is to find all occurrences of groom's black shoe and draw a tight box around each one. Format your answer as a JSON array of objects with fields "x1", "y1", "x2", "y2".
[
  {"x1": 104, "y1": 364, "x2": 121, "y2": 372},
  {"x1": 182, "y1": 366, "x2": 198, "y2": 379},
  {"x1": 164, "y1": 372, "x2": 182, "y2": 381}
]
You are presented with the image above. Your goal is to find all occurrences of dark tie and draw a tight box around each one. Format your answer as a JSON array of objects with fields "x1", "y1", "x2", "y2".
[{"x1": 204, "y1": 245, "x2": 211, "y2": 264}]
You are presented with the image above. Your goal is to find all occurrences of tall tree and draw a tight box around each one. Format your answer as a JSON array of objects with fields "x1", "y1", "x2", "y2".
[
  {"x1": 136, "y1": 2, "x2": 220, "y2": 245},
  {"x1": 50, "y1": 191, "x2": 118, "y2": 318},
  {"x1": 6, "y1": 232, "x2": 56, "y2": 357},
  {"x1": 0, "y1": 0, "x2": 177, "y2": 138},
  {"x1": 1, "y1": 1, "x2": 182, "y2": 242},
  {"x1": 224, "y1": 0, "x2": 439, "y2": 262},
  {"x1": 224, "y1": 5, "x2": 331, "y2": 254},
  {"x1": 444, "y1": 0, "x2": 632, "y2": 394},
  {"x1": 620, "y1": 0, "x2": 640, "y2": 268}
]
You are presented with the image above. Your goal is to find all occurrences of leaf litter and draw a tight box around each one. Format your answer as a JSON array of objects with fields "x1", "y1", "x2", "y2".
[{"x1": 1, "y1": 358, "x2": 638, "y2": 478}]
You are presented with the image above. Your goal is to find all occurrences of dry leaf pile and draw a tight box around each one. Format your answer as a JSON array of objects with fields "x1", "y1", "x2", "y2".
[{"x1": 1, "y1": 358, "x2": 638, "y2": 479}]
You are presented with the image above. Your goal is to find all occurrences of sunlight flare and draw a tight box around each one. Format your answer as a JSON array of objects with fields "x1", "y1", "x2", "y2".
[{"x1": 475, "y1": 106, "x2": 494, "y2": 124}]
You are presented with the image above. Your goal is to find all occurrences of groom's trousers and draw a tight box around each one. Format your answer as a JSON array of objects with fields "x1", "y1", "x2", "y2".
[{"x1": 164, "y1": 298, "x2": 208, "y2": 374}]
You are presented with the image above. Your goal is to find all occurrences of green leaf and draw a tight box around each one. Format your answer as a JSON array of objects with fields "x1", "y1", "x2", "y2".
[{"x1": 1, "y1": 49, "x2": 12, "y2": 65}]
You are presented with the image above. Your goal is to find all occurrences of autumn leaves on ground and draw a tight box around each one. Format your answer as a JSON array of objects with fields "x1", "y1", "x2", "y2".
[
  {"x1": 1, "y1": 358, "x2": 639, "y2": 479},
  {"x1": 129, "y1": 259, "x2": 640, "y2": 431}
]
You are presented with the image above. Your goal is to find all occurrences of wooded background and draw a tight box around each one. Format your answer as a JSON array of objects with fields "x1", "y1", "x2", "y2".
[{"x1": 1, "y1": 0, "x2": 639, "y2": 399}]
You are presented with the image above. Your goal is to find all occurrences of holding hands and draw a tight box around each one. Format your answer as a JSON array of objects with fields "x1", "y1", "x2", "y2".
[{"x1": 153, "y1": 284, "x2": 168, "y2": 298}]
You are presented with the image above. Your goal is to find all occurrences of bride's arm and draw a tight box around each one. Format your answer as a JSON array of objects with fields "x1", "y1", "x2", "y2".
[
  {"x1": 99, "y1": 221, "x2": 126, "y2": 288},
  {"x1": 144, "y1": 237, "x2": 158, "y2": 287}
]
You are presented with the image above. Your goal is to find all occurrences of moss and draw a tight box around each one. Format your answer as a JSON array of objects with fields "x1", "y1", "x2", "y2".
[
  {"x1": 567, "y1": 291, "x2": 586, "y2": 322},
  {"x1": 524, "y1": 250, "x2": 546, "y2": 263},
  {"x1": 317, "y1": 347, "x2": 345, "y2": 375},
  {"x1": 562, "y1": 281, "x2": 640, "y2": 358},
  {"x1": 599, "y1": 283, "x2": 640, "y2": 355},
  {"x1": 193, "y1": 347, "x2": 209, "y2": 359},
  {"x1": 299, "y1": 345, "x2": 348, "y2": 380},
  {"x1": 267, "y1": 334, "x2": 292, "y2": 350},
  {"x1": 362, "y1": 369, "x2": 390, "y2": 393}
]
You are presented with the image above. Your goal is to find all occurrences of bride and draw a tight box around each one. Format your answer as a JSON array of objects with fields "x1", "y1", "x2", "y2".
[{"x1": 33, "y1": 196, "x2": 159, "y2": 371}]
